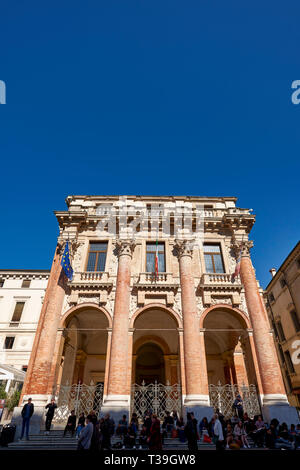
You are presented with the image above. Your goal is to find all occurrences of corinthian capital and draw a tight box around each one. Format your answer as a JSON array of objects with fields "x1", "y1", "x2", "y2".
[
  {"x1": 232, "y1": 237, "x2": 254, "y2": 258},
  {"x1": 174, "y1": 239, "x2": 195, "y2": 259},
  {"x1": 115, "y1": 239, "x2": 136, "y2": 258}
]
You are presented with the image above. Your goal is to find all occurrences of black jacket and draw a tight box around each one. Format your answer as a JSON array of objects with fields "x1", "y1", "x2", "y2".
[
  {"x1": 21, "y1": 403, "x2": 34, "y2": 418},
  {"x1": 45, "y1": 403, "x2": 57, "y2": 417}
]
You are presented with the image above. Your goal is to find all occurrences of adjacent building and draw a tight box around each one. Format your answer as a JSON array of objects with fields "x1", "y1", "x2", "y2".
[
  {"x1": 0, "y1": 270, "x2": 49, "y2": 393},
  {"x1": 265, "y1": 241, "x2": 300, "y2": 410}
]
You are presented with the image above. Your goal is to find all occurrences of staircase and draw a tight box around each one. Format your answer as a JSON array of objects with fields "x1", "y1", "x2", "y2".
[
  {"x1": 6, "y1": 430, "x2": 77, "y2": 450},
  {"x1": 4, "y1": 430, "x2": 215, "y2": 451}
]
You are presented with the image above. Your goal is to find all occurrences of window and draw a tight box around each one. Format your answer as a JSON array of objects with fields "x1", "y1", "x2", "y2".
[
  {"x1": 10, "y1": 302, "x2": 25, "y2": 326},
  {"x1": 297, "y1": 258, "x2": 300, "y2": 269},
  {"x1": 290, "y1": 310, "x2": 300, "y2": 332},
  {"x1": 22, "y1": 366, "x2": 28, "y2": 372},
  {"x1": 278, "y1": 344, "x2": 285, "y2": 364},
  {"x1": 86, "y1": 242, "x2": 108, "y2": 272},
  {"x1": 284, "y1": 350, "x2": 295, "y2": 374},
  {"x1": 4, "y1": 337, "x2": 15, "y2": 349},
  {"x1": 280, "y1": 278, "x2": 286, "y2": 289},
  {"x1": 21, "y1": 279, "x2": 31, "y2": 288},
  {"x1": 204, "y1": 244, "x2": 225, "y2": 273},
  {"x1": 269, "y1": 292, "x2": 275, "y2": 303},
  {"x1": 146, "y1": 242, "x2": 165, "y2": 273},
  {"x1": 0, "y1": 279, "x2": 4, "y2": 288},
  {"x1": 277, "y1": 321, "x2": 286, "y2": 342}
]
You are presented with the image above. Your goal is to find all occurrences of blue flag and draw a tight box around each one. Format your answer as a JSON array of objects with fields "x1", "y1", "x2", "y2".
[{"x1": 61, "y1": 242, "x2": 74, "y2": 280}]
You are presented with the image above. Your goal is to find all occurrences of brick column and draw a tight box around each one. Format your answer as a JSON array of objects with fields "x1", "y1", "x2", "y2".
[
  {"x1": 101, "y1": 239, "x2": 135, "y2": 420},
  {"x1": 13, "y1": 243, "x2": 67, "y2": 439},
  {"x1": 236, "y1": 240, "x2": 300, "y2": 426},
  {"x1": 21, "y1": 243, "x2": 66, "y2": 402},
  {"x1": 239, "y1": 241, "x2": 287, "y2": 404},
  {"x1": 175, "y1": 240, "x2": 212, "y2": 416}
]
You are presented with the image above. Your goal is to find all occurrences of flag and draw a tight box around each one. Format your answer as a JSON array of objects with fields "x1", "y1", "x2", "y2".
[
  {"x1": 231, "y1": 246, "x2": 242, "y2": 283},
  {"x1": 61, "y1": 241, "x2": 74, "y2": 281},
  {"x1": 155, "y1": 239, "x2": 159, "y2": 279}
]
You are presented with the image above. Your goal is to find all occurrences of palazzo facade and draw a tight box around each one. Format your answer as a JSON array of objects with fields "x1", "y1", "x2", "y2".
[{"x1": 13, "y1": 195, "x2": 299, "y2": 433}]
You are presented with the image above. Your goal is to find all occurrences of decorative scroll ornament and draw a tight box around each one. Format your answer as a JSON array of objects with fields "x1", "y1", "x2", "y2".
[
  {"x1": 115, "y1": 239, "x2": 136, "y2": 258},
  {"x1": 52, "y1": 382, "x2": 104, "y2": 424},
  {"x1": 174, "y1": 239, "x2": 195, "y2": 259},
  {"x1": 231, "y1": 237, "x2": 254, "y2": 258},
  {"x1": 131, "y1": 381, "x2": 182, "y2": 421}
]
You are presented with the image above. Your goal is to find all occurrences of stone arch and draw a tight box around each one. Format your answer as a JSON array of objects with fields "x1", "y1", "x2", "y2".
[
  {"x1": 60, "y1": 302, "x2": 112, "y2": 329},
  {"x1": 133, "y1": 335, "x2": 171, "y2": 355},
  {"x1": 130, "y1": 303, "x2": 182, "y2": 329},
  {"x1": 199, "y1": 304, "x2": 252, "y2": 330}
]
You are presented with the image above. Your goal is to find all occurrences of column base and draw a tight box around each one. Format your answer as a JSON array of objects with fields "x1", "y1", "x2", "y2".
[
  {"x1": 100, "y1": 394, "x2": 131, "y2": 423},
  {"x1": 183, "y1": 394, "x2": 214, "y2": 422},
  {"x1": 11, "y1": 394, "x2": 54, "y2": 441},
  {"x1": 261, "y1": 394, "x2": 299, "y2": 426}
]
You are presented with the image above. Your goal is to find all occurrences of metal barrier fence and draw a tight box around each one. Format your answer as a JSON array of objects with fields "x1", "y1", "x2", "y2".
[{"x1": 209, "y1": 382, "x2": 261, "y2": 418}]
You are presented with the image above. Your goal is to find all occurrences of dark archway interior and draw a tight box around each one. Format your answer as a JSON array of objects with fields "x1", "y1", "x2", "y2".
[{"x1": 135, "y1": 343, "x2": 165, "y2": 384}]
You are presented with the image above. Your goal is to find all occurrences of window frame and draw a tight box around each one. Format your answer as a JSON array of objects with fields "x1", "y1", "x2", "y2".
[
  {"x1": 284, "y1": 350, "x2": 295, "y2": 374},
  {"x1": 203, "y1": 243, "x2": 225, "y2": 274},
  {"x1": 4, "y1": 336, "x2": 15, "y2": 350},
  {"x1": 85, "y1": 241, "x2": 108, "y2": 272},
  {"x1": 276, "y1": 321, "x2": 286, "y2": 342},
  {"x1": 145, "y1": 242, "x2": 166, "y2": 273},
  {"x1": 290, "y1": 310, "x2": 300, "y2": 333},
  {"x1": 21, "y1": 279, "x2": 31, "y2": 288},
  {"x1": 10, "y1": 301, "x2": 26, "y2": 327}
]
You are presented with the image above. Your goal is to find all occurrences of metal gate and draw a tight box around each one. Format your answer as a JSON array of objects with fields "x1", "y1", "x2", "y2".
[
  {"x1": 209, "y1": 382, "x2": 261, "y2": 419},
  {"x1": 52, "y1": 382, "x2": 104, "y2": 423},
  {"x1": 131, "y1": 381, "x2": 182, "y2": 421}
]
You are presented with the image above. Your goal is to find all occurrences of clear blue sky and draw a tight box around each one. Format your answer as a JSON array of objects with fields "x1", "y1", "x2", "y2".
[{"x1": 0, "y1": 1, "x2": 299, "y2": 288}]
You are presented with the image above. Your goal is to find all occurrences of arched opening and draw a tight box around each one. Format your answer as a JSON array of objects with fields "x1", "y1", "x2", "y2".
[
  {"x1": 135, "y1": 343, "x2": 165, "y2": 384},
  {"x1": 60, "y1": 307, "x2": 109, "y2": 386},
  {"x1": 132, "y1": 307, "x2": 180, "y2": 385},
  {"x1": 131, "y1": 306, "x2": 182, "y2": 420},
  {"x1": 202, "y1": 306, "x2": 261, "y2": 418},
  {"x1": 54, "y1": 305, "x2": 110, "y2": 423},
  {"x1": 203, "y1": 307, "x2": 256, "y2": 386}
]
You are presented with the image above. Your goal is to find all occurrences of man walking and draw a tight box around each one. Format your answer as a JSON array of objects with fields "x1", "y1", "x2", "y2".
[
  {"x1": 20, "y1": 398, "x2": 34, "y2": 441},
  {"x1": 45, "y1": 398, "x2": 57, "y2": 435}
]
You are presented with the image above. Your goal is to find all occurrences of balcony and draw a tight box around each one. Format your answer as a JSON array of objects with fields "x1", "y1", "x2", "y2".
[
  {"x1": 199, "y1": 272, "x2": 242, "y2": 307},
  {"x1": 68, "y1": 272, "x2": 113, "y2": 304},
  {"x1": 200, "y1": 273, "x2": 241, "y2": 286},
  {"x1": 134, "y1": 272, "x2": 179, "y2": 307},
  {"x1": 137, "y1": 272, "x2": 175, "y2": 285}
]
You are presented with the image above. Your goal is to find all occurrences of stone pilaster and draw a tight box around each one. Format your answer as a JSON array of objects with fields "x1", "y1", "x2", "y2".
[
  {"x1": 175, "y1": 240, "x2": 213, "y2": 420},
  {"x1": 101, "y1": 239, "x2": 135, "y2": 421}
]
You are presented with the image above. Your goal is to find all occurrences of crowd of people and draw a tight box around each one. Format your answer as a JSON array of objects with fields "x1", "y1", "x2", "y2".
[{"x1": 19, "y1": 397, "x2": 300, "y2": 451}]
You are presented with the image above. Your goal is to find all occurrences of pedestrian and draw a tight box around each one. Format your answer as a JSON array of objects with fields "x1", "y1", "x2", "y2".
[
  {"x1": 63, "y1": 410, "x2": 77, "y2": 437},
  {"x1": 76, "y1": 413, "x2": 85, "y2": 438},
  {"x1": 234, "y1": 420, "x2": 250, "y2": 448},
  {"x1": 44, "y1": 398, "x2": 57, "y2": 435},
  {"x1": 212, "y1": 414, "x2": 224, "y2": 451},
  {"x1": 144, "y1": 414, "x2": 152, "y2": 436},
  {"x1": 139, "y1": 425, "x2": 148, "y2": 449},
  {"x1": 148, "y1": 414, "x2": 162, "y2": 451},
  {"x1": 100, "y1": 414, "x2": 113, "y2": 450},
  {"x1": 77, "y1": 416, "x2": 94, "y2": 451},
  {"x1": 232, "y1": 394, "x2": 244, "y2": 420},
  {"x1": 184, "y1": 412, "x2": 198, "y2": 452},
  {"x1": 20, "y1": 398, "x2": 34, "y2": 441}
]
